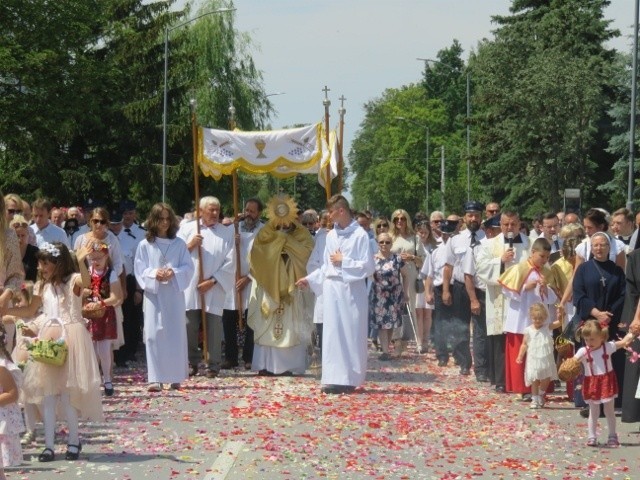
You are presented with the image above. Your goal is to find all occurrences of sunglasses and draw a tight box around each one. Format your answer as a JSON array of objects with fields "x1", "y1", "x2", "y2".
[
  {"x1": 7, "y1": 209, "x2": 22, "y2": 215},
  {"x1": 378, "y1": 240, "x2": 391, "y2": 245},
  {"x1": 91, "y1": 219, "x2": 108, "y2": 225},
  {"x1": 393, "y1": 217, "x2": 406, "y2": 223},
  {"x1": 487, "y1": 209, "x2": 499, "y2": 214},
  {"x1": 376, "y1": 223, "x2": 389, "y2": 229}
]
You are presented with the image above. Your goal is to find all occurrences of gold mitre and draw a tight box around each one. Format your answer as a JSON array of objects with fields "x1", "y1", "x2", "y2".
[{"x1": 266, "y1": 194, "x2": 298, "y2": 228}]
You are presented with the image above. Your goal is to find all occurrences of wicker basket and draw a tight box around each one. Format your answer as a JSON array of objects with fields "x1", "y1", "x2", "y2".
[
  {"x1": 82, "y1": 303, "x2": 106, "y2": 319},
  {"x1": 28, "y1": 339, "x2": 68, "y2": 366},
  {"x1": 558, "y1": 357, "x2": 581, "y2": 382},
  {"x1": 554, "y1": 336, "x2": 573, "y2": 358}
]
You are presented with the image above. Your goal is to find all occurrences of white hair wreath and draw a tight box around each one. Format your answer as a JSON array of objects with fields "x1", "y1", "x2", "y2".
[{"x1": 40, "y1": 243, "x2": 61, "y2": 257}]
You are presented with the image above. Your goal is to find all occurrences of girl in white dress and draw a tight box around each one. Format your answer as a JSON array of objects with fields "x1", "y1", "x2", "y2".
[
  {"x1": 2, "y1": 242, "x2": 103, "y2": 462},
  {"x1": 516, "y1": 303, "x2": 561, "y2": 409},
  {"x1": 0, "y1": 324, "x2": 25, "y2": 478},
  {"x1": 134, "y1": 203, "x2": 194, "y2": 392}
]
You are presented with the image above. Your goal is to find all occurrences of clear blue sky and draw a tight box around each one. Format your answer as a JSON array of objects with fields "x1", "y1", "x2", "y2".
[{"x1": 195, "y1": 0, "x2": 633, "y2": 194}]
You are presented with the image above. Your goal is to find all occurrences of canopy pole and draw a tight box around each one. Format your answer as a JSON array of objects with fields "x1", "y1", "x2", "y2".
[
  {"x1": 338, "y1": 95, "x2": 346, "y2": 194},
  {"x1": 228, "y1": 104, "x2": 244, "y2": 330},
  {"x1": 191, "y1": 100, "x2": 208, "y2": 365},
  {"x1": 323, "y1": 86, "x2": 332, "y2": 200}
]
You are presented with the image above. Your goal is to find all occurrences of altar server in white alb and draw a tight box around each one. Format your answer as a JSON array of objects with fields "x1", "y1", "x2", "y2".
[
  {"x1": 134, "y1": 203, "x2": 194, "y2": 392},
  {"x1": 177, "y1": 196, "x2": 234, "y2": 378},
  {"x1": 297, "y1": 195, "x2": 375, "y2": 394}
]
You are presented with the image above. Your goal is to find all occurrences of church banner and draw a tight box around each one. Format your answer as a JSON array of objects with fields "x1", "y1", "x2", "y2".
[{"x1": 197, "y1": 122, "x2": 335, "y2": 183}]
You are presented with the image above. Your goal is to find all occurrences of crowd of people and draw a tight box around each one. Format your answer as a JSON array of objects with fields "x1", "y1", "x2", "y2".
[{"x1": 1, "y1": 189, "x2": 640, "y2": 470}]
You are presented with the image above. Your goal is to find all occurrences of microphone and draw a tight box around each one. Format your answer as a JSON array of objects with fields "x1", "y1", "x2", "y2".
[{"x1": 507, "y1": 231, "x2": 514, "y2": 249}]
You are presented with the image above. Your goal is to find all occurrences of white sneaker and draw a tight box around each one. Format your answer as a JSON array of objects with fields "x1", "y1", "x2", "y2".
[{"x1": 21, "y1": 430, "x2": 36, "y2": 445}]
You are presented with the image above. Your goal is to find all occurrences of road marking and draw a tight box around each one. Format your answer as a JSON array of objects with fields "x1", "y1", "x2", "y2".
[{"x1": 203, "y1": 440, "x2": 244, "y2": 480}]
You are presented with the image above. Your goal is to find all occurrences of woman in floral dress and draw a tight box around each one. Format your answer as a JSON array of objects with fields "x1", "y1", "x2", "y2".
[{"x1": 369, "y1": 232, "x2": 408, "y2": 360}]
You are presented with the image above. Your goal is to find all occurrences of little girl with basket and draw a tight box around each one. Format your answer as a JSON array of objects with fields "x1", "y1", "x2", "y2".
[
  {"x1": 6, "y1": 281, "x2": 42, "y2": 446},
  {"x1": 83, "y1": 243, "x2": 122, "y2": 397},
  {"x1": 2, "y1": 242, "x2": 103, "y2": 462},
  {"x1": 574, "y1": 319, "x2": 634, "y2": 447}
]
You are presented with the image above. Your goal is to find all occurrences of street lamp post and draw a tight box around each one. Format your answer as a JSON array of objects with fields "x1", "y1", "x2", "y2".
[
  {"x1": 417, "y1": 57, "x2": 471, "y2": 201},
  {"x1": 396, "y1": 117, "x2": 429, "y2": 212},
  {"x1": 628, "y1": 0, "x2": 639, "y2": 210},
  {"x1": 162, "y1": 7, "x2": 235, "y2": 203}
]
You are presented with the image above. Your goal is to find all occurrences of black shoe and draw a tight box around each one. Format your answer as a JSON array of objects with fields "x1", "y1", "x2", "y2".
[
  {"x1": 38, "y1": 447, "x2": 55, "y2": 462},
  {"x1": 258, "y1": 369, "x2": 274, "y2": 376},
  {"x1": 579, "y1": 407, "x2": 589, "y2": 418},
  {"x1": 476, "y1": 374, "x2": 490, "y2": 383},
  {"x1": 244, "y1": 361, "x2": 252, "y2": 370},
  {"x1": 65, "y1": 443, "x2": 82, "y2": 461},
  {"x1": 437, "y1": 359, "x2": 447, "y2": 367},
  {"x1": 321, "y1": 385, "x2": 355, "y2": 395},
  {"x1": 104, "y1": 382, "x2": 114, "y2": 397},
  {"x1": 205, "y1": 369, "x2": 219, "y2": 379},
  {"x1": 220, "y1": 360, "x2": 239, "y2": 370},
  {"x1": 189, "y1": 364, "x2": 198, "y2": 377},
  {"x1": 495, "y1": 385, "x2": 506, "y2": 393},
  {"x1": 460, "y1": 367, "x2": 471, "y2": 376},
  {"x1": 520, "y1": 393, "x2": 532, "y2": 402}
]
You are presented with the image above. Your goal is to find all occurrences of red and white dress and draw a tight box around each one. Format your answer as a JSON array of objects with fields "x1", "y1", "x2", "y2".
[
  {"x1": 86, "y1": 267, "x2": 117, "y2": 341},
  {"x1": 575, "y1": 341, "x2": 618, "y2": 404}
]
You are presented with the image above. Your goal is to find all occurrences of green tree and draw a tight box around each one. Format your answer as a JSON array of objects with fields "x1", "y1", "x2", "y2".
[
  {"x1": 469, "y1": 0, "x2": 620, "y2": 217},
  {"x1": 349, "y1": 84, "x2": 457, "y2": 216},
  {"x1": 0, "y1": 0, "x2": 272, "y2": 217},
  {"x1": 599, "y1": 51, "x2": 640, "y2": 208}
]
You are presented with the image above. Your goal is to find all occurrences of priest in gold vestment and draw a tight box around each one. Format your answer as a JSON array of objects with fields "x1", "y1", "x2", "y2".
[{"x1": 247, "y1": 196, "x2": 314, "y2": 375}]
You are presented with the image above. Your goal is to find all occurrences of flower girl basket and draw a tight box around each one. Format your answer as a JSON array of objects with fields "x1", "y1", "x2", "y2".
[{"x1": 27, "y1": 318, "x2": 68, "y2": 367}]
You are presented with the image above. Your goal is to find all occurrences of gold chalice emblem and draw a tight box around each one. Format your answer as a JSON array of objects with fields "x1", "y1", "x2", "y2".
[{"x1": 255, "y1": 138, "x2": 267, "y2": 159}]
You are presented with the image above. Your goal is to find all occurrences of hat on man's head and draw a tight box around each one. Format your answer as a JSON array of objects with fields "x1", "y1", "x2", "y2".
[
  {"x1": 483, "y1": 215, "x2": 501, "y2": 229},
  {"x1": 83, "y1": 198, "x2": 104, "y2": 211},
  {"x1": 120, "y1": 199, "x2": 137, "y2": 212},
  {"x1": 110, "y1": 209, "x2": 123, "y2": 224},
  {"x1": 439, "y1": 220, "x2": 458, "y2": 234},
  {"x1": 464, "y1": 200, "x2": 485, "y2": 213}
]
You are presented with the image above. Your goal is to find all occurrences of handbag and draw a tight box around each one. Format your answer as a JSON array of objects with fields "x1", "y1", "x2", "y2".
[{"x1": 27, "y1": 318, "x2": 68, "y2": 367}]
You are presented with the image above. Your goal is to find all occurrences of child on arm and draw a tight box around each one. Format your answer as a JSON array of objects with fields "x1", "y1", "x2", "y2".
[
  {"x1": 516, "y1": 303, "x2": 561, "y2": 408},
  {"x1": 575, "y1": 319, "x2": 634, "y2": 447}
]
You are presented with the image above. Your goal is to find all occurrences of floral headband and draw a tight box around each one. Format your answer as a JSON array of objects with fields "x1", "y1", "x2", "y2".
[
  {"x1": 40, "y1": 243, "x2": 61, "y2": 257},
  {"x1": 91, "y1": 242, "x2": 110, "y2": 254}
]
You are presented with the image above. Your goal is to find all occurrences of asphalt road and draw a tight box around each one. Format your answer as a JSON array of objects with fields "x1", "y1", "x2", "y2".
[{"x1": 9, "y1": 345, "x2": 639, "y2": 480}]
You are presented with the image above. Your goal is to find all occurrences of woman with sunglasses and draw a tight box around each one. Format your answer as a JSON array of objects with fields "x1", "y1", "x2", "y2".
[
  {"x1": 389, "y1": 209, "x2": 424, "y2": 355},
  {"x1": 372, "y1": 218, "x2": 390, "y2": 242},
  {"x1": 369, "y1": 232, "x2": 408, "y2": 360}
]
